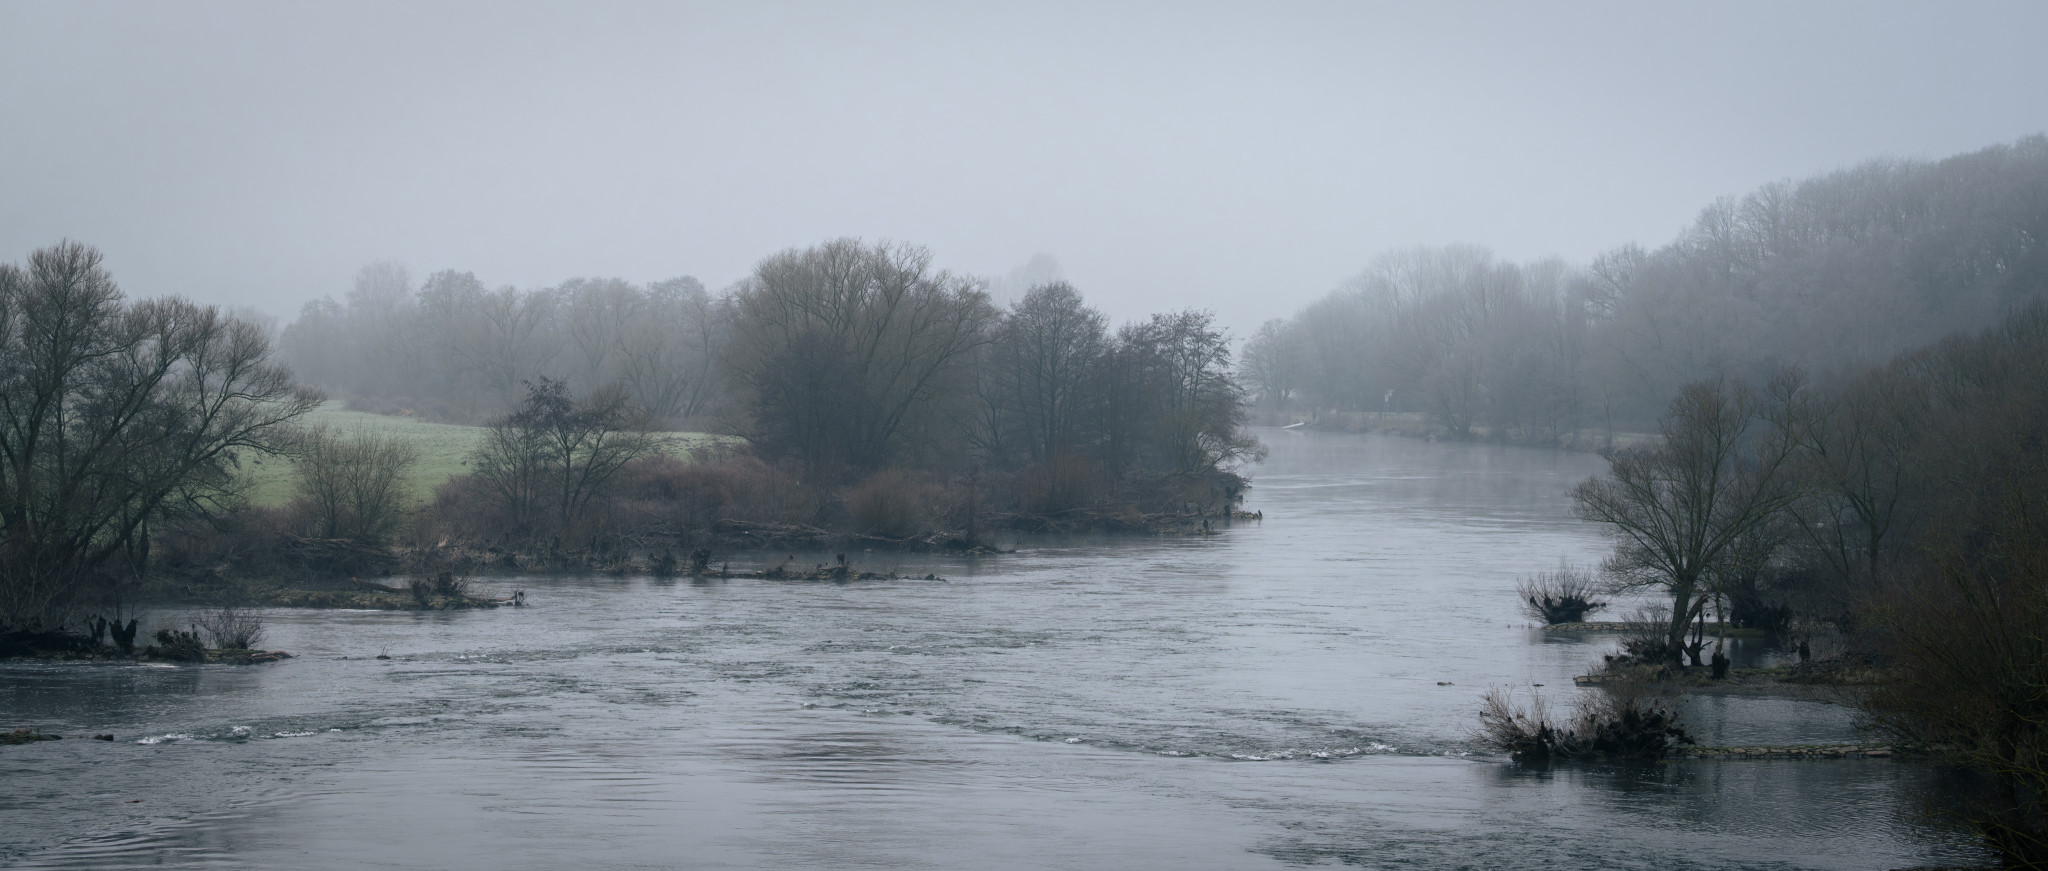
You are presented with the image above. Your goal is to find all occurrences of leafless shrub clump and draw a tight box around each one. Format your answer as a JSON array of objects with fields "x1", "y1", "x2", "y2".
[
  {"x1": 1515, "y1": 560, "x2": 1606, "y2": 624},
  {"x1": 194, "y1": 607, "x2": 267, "y2": 650},
  {"x1": 844, "y1": 470, "x2": 950, "y2": 538},
  {"x1": 609, "y1": 449, "x2": 818, "y2": 530},
  {"x1": 1477, "y1": 687, "x2": 1692, "y2": 764},
  {"x1": 408, "y1": 571, "x2": 468, "y2": 601},
  {"x1": 292, "y1": 424, "x2": 420, "y2": 543},
  {"x1": 153, "y1": 627, "x2": 207, "y2": 661},
  {"x1": 1606, "y1": 604, "x2": 1674, "y2": 667},
  {"x1": 1018, "y1": 453, "x2": 1106, "y2": 515}
]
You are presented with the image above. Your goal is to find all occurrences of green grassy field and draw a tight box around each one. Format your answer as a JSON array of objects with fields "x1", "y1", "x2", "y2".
[{"x1": 237, "y1": 404, "x2": 723, "y2": 510}]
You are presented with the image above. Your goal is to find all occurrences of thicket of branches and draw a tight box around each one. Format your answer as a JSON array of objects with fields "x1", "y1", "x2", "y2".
[
  {"x1": 0, "y1": 242, "x2": 317, "y2": 631},
  {"x1": 293, "y1": 425, "x2": 419, "y2": 542},
  {"x1": 1247, "y1": 135, "x2": 2048, "y2": 441}
]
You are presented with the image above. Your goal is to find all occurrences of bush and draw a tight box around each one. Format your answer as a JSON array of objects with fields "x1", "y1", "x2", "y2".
[
  {"x1": 414, "y1": 571, "x2": 468, "y2": 599},
  {"x1": 1608, "y1": 604, "x2": 1675, "y2": 667},
  {"x1": 1516, "y1": 560, "x2": 1606, "y2": 624},
  {"x1": 1477, "y1": 687, "x2": 1693, "y2": 764},
  {"x1": 1018, "y1": 453, "x2": 1106, "y2": 514},
  {"x1": 153, "y1": 627, "x2": 208, "y2": 661},
  {"x1": 844, "y1": 470, "x2": 950, "y2": 537},
  {"x1": 149, "y1": 507, "x2": 296, "y2": 578},
  {"x1": 611, "y1": 449, "x2": 816, "y2": 530},
  {"x1": 194, "y1": 607, "x2": 267, "y2": 650},
  {"x1": 292, "y1": 424, "x2": 420, "y2": 543}
]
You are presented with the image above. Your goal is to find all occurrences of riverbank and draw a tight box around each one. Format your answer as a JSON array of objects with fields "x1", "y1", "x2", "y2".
[
  {"x1": 0, "y1": 644, "x2": 292, "y2": 665},
  {"x1": 1573, "y1": 659, "x2": 1884, "y2": 700},
  {"x1": 1673, "y1": 742, "x2": 1897, "y2": 759},
  {"x1": 1542, "y1": 620, "x2": 1769, "y2": 638},
  {"x1": 143, "y1": 504, "x2": 1257, "y2": 611}
]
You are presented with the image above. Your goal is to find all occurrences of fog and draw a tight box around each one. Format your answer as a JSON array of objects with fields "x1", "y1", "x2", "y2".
[{"x1": 4, "y1": 1, "x2": 2046, "y2": 333}]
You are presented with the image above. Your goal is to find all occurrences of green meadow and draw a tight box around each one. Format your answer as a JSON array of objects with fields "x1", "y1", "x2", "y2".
[{"x1": 237, "y1": 403, "x2": 723, "y2": 510}]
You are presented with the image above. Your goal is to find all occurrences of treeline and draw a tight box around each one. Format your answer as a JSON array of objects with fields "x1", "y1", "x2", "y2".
[
  {"x1": 1, "y1": 236, "x2": 1264, "y2": 636},
  {"x1": 1568, "y1": 302, "x2": 2048, "y2": 861},
  {"x1": 1246, "y1": 135, "x2": 2048, "y2": 441},
  {"x1": 280, "y1": 237, "x2": 1261, "y2": 548},
  {"x1": 284, "y1": 266, "x2": 723, "y2": 425}
]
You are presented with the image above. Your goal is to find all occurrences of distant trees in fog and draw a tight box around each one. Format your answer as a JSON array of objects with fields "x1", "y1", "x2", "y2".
[
  {"x1": 283, "y1": 264, "x2": 723, "y2": 425},
  {"x1": 1254, "y1": 135, "x2": 2048, "y2": 441}
]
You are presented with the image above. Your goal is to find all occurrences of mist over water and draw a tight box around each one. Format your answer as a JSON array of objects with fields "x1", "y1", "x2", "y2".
[{"x1": 0, "y1": 431, "x2": 1984, "y2": 869}]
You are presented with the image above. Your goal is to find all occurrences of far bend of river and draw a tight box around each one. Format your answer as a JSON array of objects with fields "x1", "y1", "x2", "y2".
[{"x1": 0, "y1": 430, "x2": 1987, "y2": 869}]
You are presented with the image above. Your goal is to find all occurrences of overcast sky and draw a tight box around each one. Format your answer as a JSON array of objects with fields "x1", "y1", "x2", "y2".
[{"x1": 3, "y1": 0, "x2": 2045, "y2": 334}]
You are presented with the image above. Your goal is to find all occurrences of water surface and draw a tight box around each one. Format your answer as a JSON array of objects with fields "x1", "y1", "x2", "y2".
[{"x1": 0, "y1": 430, "x2": 1986, "y2": 869}]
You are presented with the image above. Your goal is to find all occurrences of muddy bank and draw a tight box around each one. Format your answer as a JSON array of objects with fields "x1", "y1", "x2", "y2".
[
  {"x1": 1672, "y1": 743, "x2": 1898, "y2": 760},
  {"x1": 1543, "y1": 620, "x2": 1768, "y2": 638},
  {"x1": 1574, "y1": 659, "x2": 1884, "y2": 699},
  {"x1": 1, "y1": 643, "x2": 292, "y2": 665}
]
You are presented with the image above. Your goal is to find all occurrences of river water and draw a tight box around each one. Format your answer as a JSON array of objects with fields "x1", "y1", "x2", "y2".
[{"x1": 0, "y1": 430, "x2": 1987, "y2": 869}]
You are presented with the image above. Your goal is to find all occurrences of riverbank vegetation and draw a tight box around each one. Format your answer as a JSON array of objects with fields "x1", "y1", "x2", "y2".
[
  {"x1": 1559, "y1": 302, "x2": 2048, "y2": 863},
  {"x1": 271, "y1": 238, "x2": 1263, "y2": 557},
  {"x1": 1, "y1": 236, "x2": 1265, "y2": 656},
  {"x1": 0, "y1": 242, "x2": 316, "y2": 652},
  {"x1": 1476, "y1": 686, "x2": 1693, "y2": 764}
]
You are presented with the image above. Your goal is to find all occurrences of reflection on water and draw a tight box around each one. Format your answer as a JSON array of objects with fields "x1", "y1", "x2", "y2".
[{"x1": 0, "y1": 430, "x2": 1989, "y2": 869}]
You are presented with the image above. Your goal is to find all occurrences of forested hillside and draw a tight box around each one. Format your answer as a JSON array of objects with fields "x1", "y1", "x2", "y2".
[{"x1": 1243, "y1": 135, "x2": 2048, "y2": 442}]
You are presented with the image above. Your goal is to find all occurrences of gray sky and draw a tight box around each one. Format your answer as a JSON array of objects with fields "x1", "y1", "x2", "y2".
[{"x1": 4, "y1": 1, "x2": 2045, "y2": 334}]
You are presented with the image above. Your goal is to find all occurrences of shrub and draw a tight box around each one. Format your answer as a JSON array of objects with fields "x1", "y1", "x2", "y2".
[
  {"x1": 1477, "y1": 687, "x2": 1693, "y2": 764},
  {"x1": 293, "y1": 424, "x2": 420, "y2": 543},
  {"x1": 845, "y1": 469, "x2": 950, "y2": 537},
  {"x1": 149, "y1": 506, "x2": 296, "y2": 578},
  {"x1": 1516, "y1": 560, "x2": 1606, "y2": 624},
  {"x1": 194, "y1": 607, "x2": 267, "y2": 650},
  {"x1": 415, "y1": 473, "x2": 521, "y2": 547},
  {"x1": 1608, "y1": 604, "x2": 1675, "y2": 667},
  {"x1": 400, "y1": 571, "x2": 469, "y2": 603},
  {"x1": 153, "y1": 627, "x2": 208, "y2": 661},
  {"x1": 613, "y1": 449, "x2": 816, "y2": 530},
  {"x1": 1018, "y1": 453, "x2": 1106, "y2": 514}
]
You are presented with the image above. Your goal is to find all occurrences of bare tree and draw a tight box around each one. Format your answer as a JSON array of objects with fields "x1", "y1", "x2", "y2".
[
  {"x1": 618, "y1": 277, "x2": 722, "y2": 422},
  {"x1": 724, "y1": 238, "x2": 996, "y2": 474},
  {"x1": 293, "y1": 424, "x2": 420, "y2": 542},
  {"x1": 992, "y1": 282, "x2": 1106, "y2": 464},
  {"x1": 1239, "y1": 318, "x2": 1305, "y2": 414},
  {"x1": 1571, "y1": 375, "x2": 1806, "y2": 664},
  {"x1": 0, "y1": 242, "x2": 318, "y2": 629},
  {"x1": 470, "y1": 378, "x2": 651, "y2": 537}
]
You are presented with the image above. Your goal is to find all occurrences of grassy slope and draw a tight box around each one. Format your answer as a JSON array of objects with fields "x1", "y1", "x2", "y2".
[{"x1": 237, "y1": 403, "x2": 723, "y2": 510}]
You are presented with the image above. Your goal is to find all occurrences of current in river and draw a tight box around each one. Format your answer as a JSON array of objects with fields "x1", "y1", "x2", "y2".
[{"x1": 0, "y1": 430, "x2": 1987, "y2": 869}]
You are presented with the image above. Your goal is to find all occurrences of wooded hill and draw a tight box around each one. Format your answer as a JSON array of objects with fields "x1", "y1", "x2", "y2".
[{"x1": 1243, "y1": 135, "x2": 2048, "y2": 443}]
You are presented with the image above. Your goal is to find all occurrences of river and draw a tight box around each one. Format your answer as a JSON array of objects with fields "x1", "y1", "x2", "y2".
[{"x1": 0, "y1": 429, "x2": 1986, "y2": 869}]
